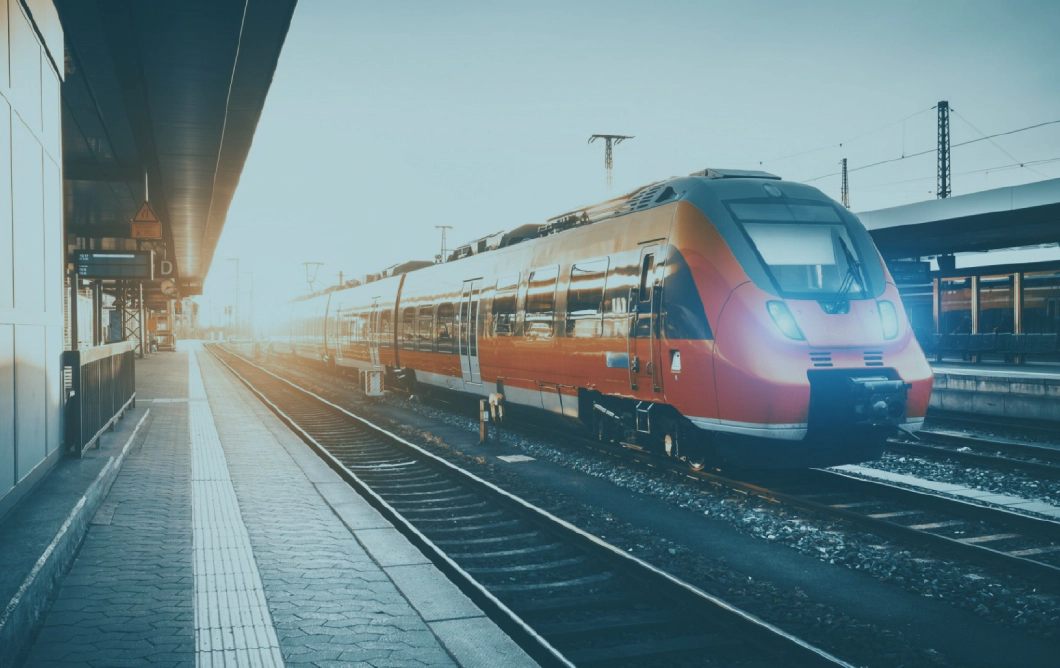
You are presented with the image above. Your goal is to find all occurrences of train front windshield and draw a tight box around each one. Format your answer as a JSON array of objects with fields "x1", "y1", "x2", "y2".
[{"x1": 727, "y1": 200, "x2": 876, "y2": 301}]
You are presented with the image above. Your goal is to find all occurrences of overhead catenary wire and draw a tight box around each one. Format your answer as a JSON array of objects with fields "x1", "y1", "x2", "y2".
[
  {"x1": 857, "y1": 156, "x2": 1060, "y2": 190},
  {"x1": 951, "y1": 109, "x2": 1051, "y2": 179},
  {"x1": 754, "y1": 107, "x2": 937, "y2": 166},
  {"x1": 799, "y1": 117, "x2": 1060, "y2": 184}
]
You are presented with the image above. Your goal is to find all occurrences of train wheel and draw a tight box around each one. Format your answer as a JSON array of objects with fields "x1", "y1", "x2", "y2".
[
  {"x1": 683, "y1": 440, "x2": 708, "y2": 471},
  {"x1": 669, "y1": 421, "x2": 708, "y2": 471},
  {"x1": 594, "y1": 412, "x2": 610, "y2": 443}
]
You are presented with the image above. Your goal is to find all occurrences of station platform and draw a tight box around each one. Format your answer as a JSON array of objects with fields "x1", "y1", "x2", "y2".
[
  {"x1": 929, "y1": 361, "x2": 1060, "y2": 423},
  {"x1": 0, "y1": 343, "x2": 536, "y2": 668}
]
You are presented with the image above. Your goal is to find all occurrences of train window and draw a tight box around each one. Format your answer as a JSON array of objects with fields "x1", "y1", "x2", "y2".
[
  {"x1": 603, "y1": 252, "x2": 638, "y2": 338},
  {"x1": 417, "y1": 306, "x2": 434, "y2": 352},
  {"x1": 567, "y1": 259, "x2": 608, "y2": 337},
  {"x1": 525, "y1": 265, "x2": 559, "y2": 338},
  {"x1": 492, "y1": 274, "x2": 520, "y2": 336},
  {"x1": 360, "y1": 312, "x2": 371, "y2": 343},
  {"x1": 639, "y1": 254, "x2": 655, "y2": 302},
  {"x1": 401, "y1": 306, "x2": 416, "y2": 350},
  {"x1": 437, "y1": 302, "x2": 455, "y2": 353},
  {"x1": 379, "y1": 310, "x2": 392, "y2": 349},
  {"x1": 744, "y1": 223, "x2": 868, "y2": 298}
]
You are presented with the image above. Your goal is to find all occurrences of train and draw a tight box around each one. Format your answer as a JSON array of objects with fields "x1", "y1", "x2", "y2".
[{"x1": 265, "y1": 168, "x2": 933, "y2": 468}]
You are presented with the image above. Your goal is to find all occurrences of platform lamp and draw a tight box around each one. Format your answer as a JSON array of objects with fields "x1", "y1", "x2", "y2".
[{"x1": 244, "y1": 271, "x2": 255, "y2": 339}]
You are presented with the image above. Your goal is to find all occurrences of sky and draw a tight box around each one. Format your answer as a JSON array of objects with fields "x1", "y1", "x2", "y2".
[{"x1": 203, "y1": 0, "x2": 1060, "y2": 324}]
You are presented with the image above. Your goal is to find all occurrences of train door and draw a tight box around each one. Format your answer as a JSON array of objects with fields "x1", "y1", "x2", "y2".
[
  {"x1": 628, "y1": 245, "x2": 664, "y2": 393},
  {"x1": 458, "y1": 280, "x2": 482, "y2": 385},
  {"x1": 368, "y1": 298, "x2": 381, "y2": 367}
]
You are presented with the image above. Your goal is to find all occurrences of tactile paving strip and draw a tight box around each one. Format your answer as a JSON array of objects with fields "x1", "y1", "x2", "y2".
[{"x1": 189, "y1": 352, "x2": 284, "y2": 667}]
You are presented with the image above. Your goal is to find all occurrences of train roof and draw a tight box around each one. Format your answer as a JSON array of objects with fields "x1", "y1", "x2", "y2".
[
  {"x1": 439, "y1": 167, "x2": 799, "y2": 262},
  {"x1": 304, "y1": 167, "x2": 827, "y2": 302}
]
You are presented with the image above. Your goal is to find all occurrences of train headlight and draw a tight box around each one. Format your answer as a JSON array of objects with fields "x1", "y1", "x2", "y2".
[
  {"x1": 878, "y1": 300, "x2": 899, "y2": 339},
  {"x1": 766, "y1": 301, "x2": 805, "y2": 341}
]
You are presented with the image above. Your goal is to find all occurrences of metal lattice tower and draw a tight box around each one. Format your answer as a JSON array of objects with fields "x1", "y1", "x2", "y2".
[
  {"x1": 589, "y1": 134, "x2": 633, "y2": 188},
  {"x1": 840, "y1": 158, "x2": 850, "y2": 209},
  {"x1": 303, "y1": 261, "x2": 323, "y2": 292},
  {"x1": 121, "y1": 282, "x2": 145, "y2": 357},
  {"x1": 937, "y1": 101, "x2": 951, "y2": 198},
  {"x1": 435, "y1": 225, "x2": 452, "y2": 263}
]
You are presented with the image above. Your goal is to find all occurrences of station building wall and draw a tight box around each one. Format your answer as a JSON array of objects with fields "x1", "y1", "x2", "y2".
[{"x1": 0, "y1": 0, "x2": 65, "y2": 515}]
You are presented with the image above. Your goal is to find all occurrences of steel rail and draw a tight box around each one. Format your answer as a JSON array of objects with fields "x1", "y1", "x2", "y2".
[
  {"x1": 252, "y1": 350, "x2": 1060, "y2": 590},
  {"x1": 927, "y1": 409, "x2": 1060, "y2": 438},
  {"x1": 550, "y1": 432, "x2": 1060, "y2": 588},
  {"x1": 887, "y1": 431, "x2": 1060, "y2": 479},
  {"x1": 210, "y1": 344, "x2": 850, "y2": 668}
]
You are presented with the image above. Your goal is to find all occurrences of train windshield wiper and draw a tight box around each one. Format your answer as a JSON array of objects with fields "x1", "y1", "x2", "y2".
[{"x1": 831, "y1": 235, "x2": 865, "y2": 312}]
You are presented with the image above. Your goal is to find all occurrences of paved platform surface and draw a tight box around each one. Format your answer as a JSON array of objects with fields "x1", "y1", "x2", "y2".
[
  {"x1": 932, "y1": 362, "x2": 1060, "y2": 380},
  {"x1": 14, "y1": 343, "x2": 536, "y2": 667}
]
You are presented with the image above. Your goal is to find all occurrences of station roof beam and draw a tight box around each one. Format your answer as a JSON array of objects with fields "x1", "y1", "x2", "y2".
[
  {"x1": 858, "y1": 178, "x2": 1060, "y2": 259},
  {"x1": 57, "y1": 0, "x2": 297, "y2": 295}
]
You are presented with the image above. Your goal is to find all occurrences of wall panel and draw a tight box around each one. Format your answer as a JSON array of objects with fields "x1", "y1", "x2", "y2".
[
  {"x1": 0, "y1": 0, "x2": 8, "y2": 90},
  {"x1": 11, "y1": 117, "x2": 44, "y2": 311},
  {"x1": 14, "y1": 325, "x2": 45, "y2": 481},
  {"x1": 0, "y1": 0, "x2": 62, "y2": 509},
  {"x1": 45, "y1": 322, "x2": 59, "y2": 455},
  {"x1": 9, "y1": 2, "x2": 41, "y2": 133},
  {"x1": 42, "y1": 54, "x2": 59, "y2": 159},
  {"x1": 0, "y1": 324, "x2": 13, "y2": 496},
  {"x1": 44, "y1": 156, "x2": 60, "y2": 314},
  {"x1": 0, "y1": 99, "x2": 11, "y2": 309}
]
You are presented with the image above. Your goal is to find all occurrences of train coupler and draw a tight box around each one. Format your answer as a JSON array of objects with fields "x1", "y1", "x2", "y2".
[{"x1": 846, "y1": 376, "x2": 908, "y2": 427}]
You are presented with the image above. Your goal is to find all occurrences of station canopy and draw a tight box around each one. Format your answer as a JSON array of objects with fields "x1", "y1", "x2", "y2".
[
  {"x1": 858, "y1": 178, "x2": 1060, "y2": 260},
  {"x1": 58, "y1": 0, "x2": 297, "y2": 297}
]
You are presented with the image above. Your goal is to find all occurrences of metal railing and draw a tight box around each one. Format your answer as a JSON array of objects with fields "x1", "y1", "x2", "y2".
[{"x1": 63, "y1": 341, "x2": 137, "y2": 457}]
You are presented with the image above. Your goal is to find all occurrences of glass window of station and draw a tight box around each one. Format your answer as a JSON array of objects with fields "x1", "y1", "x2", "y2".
[{"x1": 891, "y1": 262, "x2": 1060, "y2": 366}]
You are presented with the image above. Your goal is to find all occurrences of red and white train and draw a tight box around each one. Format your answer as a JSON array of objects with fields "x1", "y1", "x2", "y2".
[{"x1": 267, "y1": 169, "x2": 932, "y2": 468}]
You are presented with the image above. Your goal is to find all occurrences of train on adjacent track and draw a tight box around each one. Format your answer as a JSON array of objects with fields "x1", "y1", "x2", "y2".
[{"x1": 264, "y1": 168, "x2": 933, "y2": 468}]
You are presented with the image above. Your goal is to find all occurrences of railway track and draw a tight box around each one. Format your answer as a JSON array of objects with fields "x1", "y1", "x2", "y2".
[
  {"x1": 562, "y1": 435, "x2": 1060, "y2": 589},
  {"x1": 242, "y1": 349, "x2": 1060, "y2": 591},
  {"x1": 927, "y1": 410, "x2": 1060, "y2": 440},
  {"x1": 208, "y1": 345, "x2": 847, "y2": 668},
  {"x1": 887, "y1": 429, "x2": 1060, "y2": 479}
]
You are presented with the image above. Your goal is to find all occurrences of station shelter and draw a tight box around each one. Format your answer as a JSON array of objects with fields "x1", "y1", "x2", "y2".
[
  {"x1": 0, "y1": 0, "x2": 295, "y2": 517},
  {"x1": 861, "y1": 178, "x2": 1060, "y2": 365}
]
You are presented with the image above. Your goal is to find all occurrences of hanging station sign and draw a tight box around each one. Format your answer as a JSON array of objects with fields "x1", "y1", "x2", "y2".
[
  {"x1": 130, "y1": 201, "x2": 162, "y2": 239},
  {"x1": 886, "y1": 260, "x2": 932, "y2": 285},
  {"x1": 74, "y1": 251, "x2": 155, "y2": 280}
]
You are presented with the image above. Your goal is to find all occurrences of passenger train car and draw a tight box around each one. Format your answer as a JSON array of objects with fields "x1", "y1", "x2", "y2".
[{"x1": 268, "y1": 169, "x2": 933, "y2": 468}]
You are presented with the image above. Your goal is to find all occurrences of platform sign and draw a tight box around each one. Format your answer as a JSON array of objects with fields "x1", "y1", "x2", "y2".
[
  {"x1": 886, "y1": 260, "x2": 931, "y2": 285},
  {"x1": 131, "y1": 201, "x2": 162, "y2": 239},
  {"x1": 180, "y1": 278, "x2": 204, "y2": 296},
  {"x1": 75, "y1": 251, "x2": 155, "y2": 280}
]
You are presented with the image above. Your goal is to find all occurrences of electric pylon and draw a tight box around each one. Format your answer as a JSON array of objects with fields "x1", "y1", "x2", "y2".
[
  {"x1": 588, "y1": 134, "x2": 633, "y2": 189},
  {"x1": 435, "y1": 225, "x2": 452, "y2": 263},
  {"x1": 937, "y1": 101, "x2": 951, "y2": 198},
  {"x1": 840, "y1": 158, "x2": 850, "y2": 209}
]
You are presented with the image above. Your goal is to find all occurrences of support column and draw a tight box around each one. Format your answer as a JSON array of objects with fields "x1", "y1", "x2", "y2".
[
  {"x1": 1013, "y1": 273, "x2": 1023, "y2": 334},
  {"x1": 93, "y1": 281, "x2": 103, "y2": 347},
  {"x1": 932, "y1": 278, "x2": 939, "y2": 335},
  {"x1": 138, "y1": 283, "x2": 146, "y2": 358},
  {"x1": 970, "y1": 275, "x2": 979, "y2": 334},
  {"x1": 69, "y1": 271, "x2": 79, "y2": 352}
]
